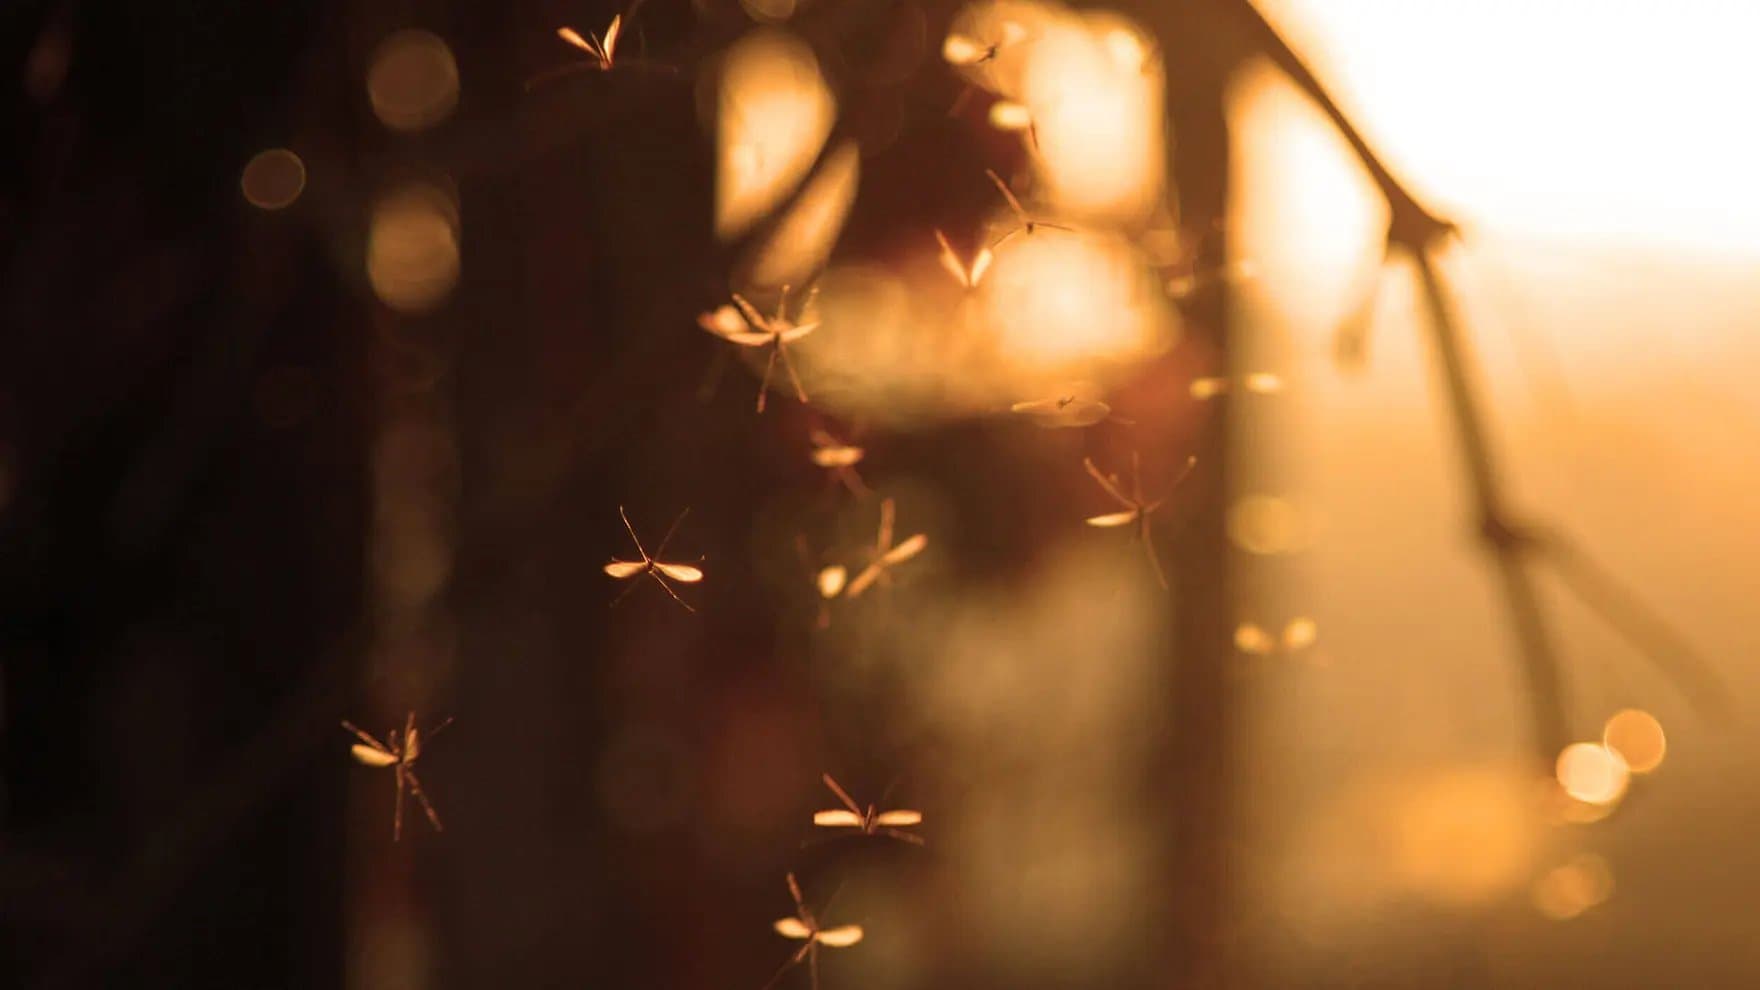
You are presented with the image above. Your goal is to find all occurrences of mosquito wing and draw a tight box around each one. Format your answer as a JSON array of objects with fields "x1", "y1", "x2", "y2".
[
  {"x1": 874, "y1": 809, "x2": 922, "y2": 826},
  {"x1": 779, "y1": 321, "x2": 818, "y2": 343},
  {"x1": 843, "y1": 563, "x2": 884, "y2": 598},
  {"x1": 604, "y1": 560, "x2": 647, "y2": 579},
  {"x1": 656, "y1": 562, "x2": 704, "y2": 583},
  {"x1": 1086, "y1": 510, "x2": 1138, "y2": 528},
  {"x1": 813, "y1": 810, "x2": 864, "y2": 827},
  {"x1": 934, "y1": 230, "x2": 971, "y2": 287},
  {"x1": 698, "y1": 304, "x2": 750, "y2": 338},
  {"x1": 601, "y1": 15, "x2": 622, "y2": 63},
  {"x1": 774, "y1": 917, "x2": 813, "y2": 939},
  {"x1": 816, "y1": 925, "x2": 863, "y2": 947},
  {"x1": 811, "y1": 446, "x2": 863, "y2": 468},
  {"x1": 351, "y1": 744, "x2": 398, "y2": 767},
  {"x1": 969, "y1": 245, "x2": 994, "y2": 286},
  {"x1": 942, "y1": 34, "x2": 986, "y2": 65}
]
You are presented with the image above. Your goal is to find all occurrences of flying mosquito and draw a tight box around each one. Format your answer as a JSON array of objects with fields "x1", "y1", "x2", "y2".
[
  {"x1": 529, "y1": 1, "x2": 677, "y2": 87},
  {"x1": 809, "y1": 428, "x2": 869, "y2": 496},
  {"x1": 604, "y1": 506, "x2": 704, "y2": 611},
  {"x1": 795, "y1": 534, "x2": 845, "y2": 629},
  {"x1": 1010, "y1": 385, "x2": 1119, "y2": 428},
  {"x1": 985, "y1": 168, "x2": 1072, "y2": 248},
  {"x1": 1235, "y1": 617, "x2": 1319, "y2": 656},
  {"x1": 942, "y1": 20, "x2": 1027, "y2": 66},
  {"x1": 811, "y1": 773, "x2": 923, "y2": 845},
  {"x1": 1188, "y1": 372, "x2": 1284, "y2": 400},
  {"x1": 765, "y1": 873, "x2": 863, "y2": 990},
  {"x1": 934, "y1": 229, "x2": 994, "y2": 290},
  {"x1": 341, "y1": 712, "x2": 451, "y2": 842},
  {"x1": 699, "y1": 285, "x2": 820, "y2": 413},
  {"x1": 844, "y1": 498, "x2": 927, "y2": 598},
  {"x1": 1083, "y1": 452, "x2": 1197, "y2": 590}
]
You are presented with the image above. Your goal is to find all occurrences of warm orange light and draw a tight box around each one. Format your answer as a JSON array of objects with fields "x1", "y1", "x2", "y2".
[
  {"x1": 367, "y1": 30, "x2": 459, "y2": 132},
  {"x1": 1555, "y1": 742, "x2": 1630, "y2": 807},
  {"x1": 367, "y1": 184, "x2": 460, "y2": 313},
  {"x1": 1601, "y1": 708, "x2": 1666, "y2": 774},
  {"x1": 1227, "y1": 495, "x2": 1308, "y2": 556},
  {"x1": 982, "y1": 230, "x2": 1173, "y2": 373},
  {"x1": 241, "y1": 149, "x2": 306, "y2": 210},
  {"x1": 1531, "y1": 852, "x2": 1615, "y2": 921},
  {"x1": 746, "y1": 141, "x2": 859, "y2": 289},
  {"x1": 1392, "y1": 766, "x2": 1538, "y2": 904},
  {"x1": 715, "y1": 29, "x2": 836, "y2": 239}
]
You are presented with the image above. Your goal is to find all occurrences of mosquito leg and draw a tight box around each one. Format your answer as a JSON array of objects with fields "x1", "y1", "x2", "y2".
[
  {"x1": 394, "y1": 765, "x2": 406, "y2": 842},
  {"x1": 822, "y1": 774, "x2": 863, "y2": 816},
  {"x1": 882, "y1": 828, "x2": 926, "y2": 846},
  {"x1": 778, "y1": 343, "x2": 809, "y2": 404},
  {"x1": 406, "y1": 769, "x2": 444, "y2": 832},
  {"x1": 1141, "y1": 526, "x2": 1169, "y2": 591},
  {"x1": 618, "y1": 505, "x2": 647, "y2": 559},
  {"x1": 649, "y1": 572, "x2": 696, "y2": 612},
  {"x1": 653, "y1": 507, "x2": 691, "y2": 559},
  {"x1": 341, "y1": 721, "x2": 391, "y2": 752},
  {"x1": 757, "y1": 347, "x2": 780, "y2": 414},
  {"x1": 425, "y1": 716, "x2": 455, "y2": 742},
  {"x1": 609, "y1": 576, "x2": 644, "y2": 608},
  {"x1": 809, "y1": 943, "x2": 819, "y2": 990}
]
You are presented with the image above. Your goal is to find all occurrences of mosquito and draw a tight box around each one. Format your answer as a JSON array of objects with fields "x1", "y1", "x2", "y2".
[
  {"x1": 699, "y1": 285, "x2": 820, "y2": 413},
  {"x1": 985, "y1": 168, "x2": 1072, "y2": 248},
  {"x1": 1188, "y1": 372, "x2": 1284, "y2": 400},
  {"x1": 942, "y1": 20, "x2": 1027, "y2": 66},
  {"x1": 556, "y1": 14, "x2": 623, "y2": 71},
  {"x1": 795, "y1": 534, "x2": 846, "y2": 629},
  {"x1": 341, "y1": 711, "x2": 451, "y2": 842},
  {"x1": 764, "y1": 873, "x2": 863, "y2": 990},
  {"x1": 844, "y1": 498, "x2": 927, "y2": 598},
  {"x1": 1235, "y1": 617, "x2": 1318, "y2": 656},
  {"x1": 934, "y1": 229, "x2": 994, "y2": 290},
  {"x1": 1010, "y1": 388, "x2": 1116, "y2": 428},
  {"x1": 809, "y1": 428, "x2": 869, "y2": 496},
  {"x1": 604, "y1": 506, "x2": 704, "y2": 611},
  {"x1": 812, "y1": 773, "x2": 923, "y2": 845},
  {"x1": 1084, "y1": 452, "x2": 1197, "y2": 590}
]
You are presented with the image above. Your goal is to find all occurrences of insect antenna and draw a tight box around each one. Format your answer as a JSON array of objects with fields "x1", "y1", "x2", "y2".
[{"x1": 618, "y1": 505, "x2": 649, "y2": 561}]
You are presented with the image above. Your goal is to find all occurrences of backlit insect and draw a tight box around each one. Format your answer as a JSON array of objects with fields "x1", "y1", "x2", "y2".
[
  {"x1": 765, "y1": 873, "x2": 863, "y2": 990},
  {"x1": 1084, "y1": 452, "x2": 1197, "y2": 590},
  {"x1": 795, "y1": 535, "x2": 845, "y2": 629},
  {"x1": 809, "y1": 428, "x2": 869, "y2": 496},
  {"x1": 1235, "y1": 617, "x2": 1319, "y2": 655},
  {"x1": 1010, "y1": 384, "x2": 1117, "y2": 428},
  {"x1": 933, "y1": 229, "x2": 993, "y2": 290},
  {"x1": 604, "y1": 506, "x2": 704, "y2": 611},
  {"x1": 1188, "y1": 372, "x2": 1284, "y2": 400},
  {"x1": 942, "y1": 20, "x2": 1027, "y2": 66},
  {"x1": 341, "y1": 712, "x2": 451, "y2": 841},
  {"x1": 556, "y1": 14, "x2": 622, "y2": 71},
  {"x1": 812, "y1": 773, "x2": 923, "y2": 845},
  {"x1": 985, "y1": 168, "x2": 1072, "y2": 248},
  {"x1": 844, "y1": 498, "x2": 927, "y2": 598},
  {"x1": 699, "y1": 285, "x2": 820, "y2": 413}
]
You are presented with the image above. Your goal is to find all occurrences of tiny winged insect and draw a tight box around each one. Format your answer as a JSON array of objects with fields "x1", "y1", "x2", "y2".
[
  {"x1": 942, "y1": 20, "x2": 1028, "y2": 66},
  {"x1": 342, "y1": 712, "x2": 451, "y2": 841},
  {"x1": 844, "y1": 498, "x2": 927, "y2": 598},
  {"x1": 604, "y1": 506, "x2": 704, "y2": 611},
  {"x1": 795, "y1": 534, "x2": 846, "y2": 629},
  {"x1": 985, "y1": 168, "x2": 1072, "y2": 248},
  {"x1": 1084, "y1": 452, "x2": 1197, "y2": 590},
  {"x1": 699, "y1": 285, "x2": 820, "y2": 413},
  {"x1": 1010, "y1": 385, "x2": 1120, "y2": 428},
  {"x1": 933, "y1": 229, "x2": 993, "y2": 290},
  {"x1": 1235, "y1": 617, "x2": 1319, "y2": 656},
  {"x1": 812, "y1": 773, "x2": 923, "y2": 845},
  {"x1": 1189, "y1": 372, "x2": 1284, "y2": 400},
  {"x1": 556, "y1": 14, "x2": 622, "y2": 71},
  {"x1": 809, "y1": 428, "x2": 869, "y2": 496},
  {"x1": 765, "y1": 873, "x2": 863, "y2": 990}
]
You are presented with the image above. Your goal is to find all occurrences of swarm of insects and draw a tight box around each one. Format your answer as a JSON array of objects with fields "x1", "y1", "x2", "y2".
[
  {"x1": 604, "y1": 506, "x2": 704, "y2": 611},
  {"x1": 342, "y1": 712, "x2": 451, "y2": 841},
  {"x1": 700, "y1": 286, "x2": 821, "y2": 413},
  {"x1": 811, "y1": 773, "x2": 923, "y2": 845},
  {"x1": 844, "y1": 498, "x2": 928, "y2": 598},
  {"x1": 1083, "y1": 452, "x2": 1196, "y2": 590},
  {"x1": 765, "y1": 873, "x2": 863, "y2": 990},
  {"x1": 985, "y1": 168, "x2": 1072, "y2": 247}
]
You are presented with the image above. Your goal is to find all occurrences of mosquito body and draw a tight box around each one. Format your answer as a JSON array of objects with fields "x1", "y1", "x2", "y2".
[
  {"x1": 985, "y1": 168, "x2": 1072, "y2": 247},
  {"x1": 765, "y1": 873, "x2": 863, "y2": 990},
  {"x1": 1083, "y1": 453, "x2": 1196, "y2": 590},
  {"x1": 942, "y1": 20, "x2": 1027, "y2": 66},
  {"x1": 342, "y1": 712, "x2": 451, "y2": 841},
  {"x1": 812, "y1": 773, "x2": 923, "y2": 845},
  {"x1": 844, "y1": 498, "x2": 927, "y2": 598},
  {"x1": 604, "y1": 506, "x2": 704, "y2": 611},
  {"x1": 700, "y1": 285, "x2": 820, "y2": 413}
]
